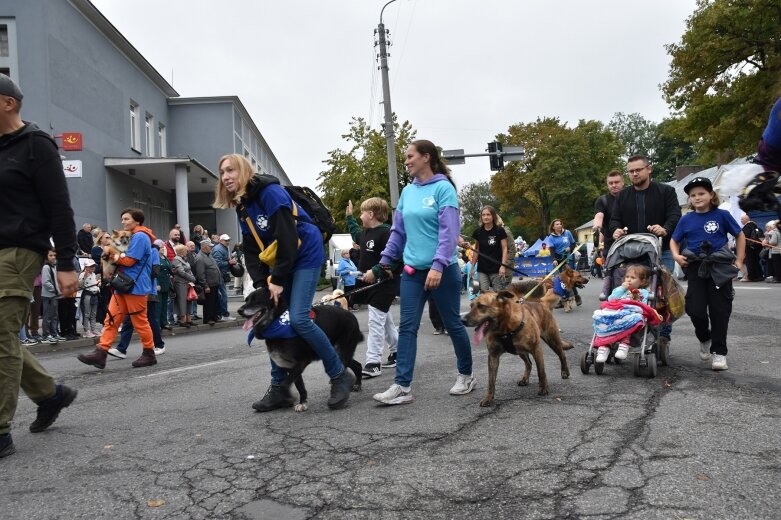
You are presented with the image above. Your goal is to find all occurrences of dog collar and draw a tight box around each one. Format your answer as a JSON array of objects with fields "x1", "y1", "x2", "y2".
[{"x1": 497, "y1": 317, "x2": 526, "y2": 350}]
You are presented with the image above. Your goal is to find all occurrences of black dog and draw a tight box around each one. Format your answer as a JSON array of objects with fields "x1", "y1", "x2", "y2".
[{"x1": 237, "y1": 287, "x2": 364, "y2": 411}]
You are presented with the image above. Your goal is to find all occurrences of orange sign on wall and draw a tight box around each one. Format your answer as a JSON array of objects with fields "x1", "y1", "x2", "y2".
[{"x1": 61, "y1": 132, "x2": 83, "y2": 151}]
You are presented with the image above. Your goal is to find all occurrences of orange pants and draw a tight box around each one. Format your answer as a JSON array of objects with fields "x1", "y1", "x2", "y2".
[{"x1": 98, "y1": 294, "x2": 153, "y2": 351}]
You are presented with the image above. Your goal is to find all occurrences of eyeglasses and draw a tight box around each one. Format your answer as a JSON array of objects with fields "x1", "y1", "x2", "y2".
[{"x1": 626, "y1": 165, "x2": 649, "y2": 175}]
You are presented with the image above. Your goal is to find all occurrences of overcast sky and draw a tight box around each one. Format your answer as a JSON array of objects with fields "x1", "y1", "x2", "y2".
[{"x1": 91, "y1": 0, "x2": 697, "y2": 190}]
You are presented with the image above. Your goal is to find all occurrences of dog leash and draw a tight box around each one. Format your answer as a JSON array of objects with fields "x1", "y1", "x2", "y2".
[
  {"x1": 458, "y1": 235, "x2": 530, "y2": 276},
  {"x1": 314, "y1": 278, "x2": 390, "y2": 307},
  {"x1": 518, "y1": 244, "x2": 583, "y2": 302}
]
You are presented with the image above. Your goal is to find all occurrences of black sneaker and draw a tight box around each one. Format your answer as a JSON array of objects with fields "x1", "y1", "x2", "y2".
[
  {"x1": 362, "y1": 362, "x2": 382, "y2": 378},
  {"x1": 29, "y1": 384, "x2": 78, "y2": 433},
  {"x1": 0, "y1": 433, "x2": 15, "y2": 458},
  {"x1": 327, "y1": 370, "x2": 355, "y2": 410},
  {"x1": 252, "y1": 385, "x2": 294, "y2": 412},
  {"x1": 382, "y1": 352, "x2": 397, "y2": 368}
]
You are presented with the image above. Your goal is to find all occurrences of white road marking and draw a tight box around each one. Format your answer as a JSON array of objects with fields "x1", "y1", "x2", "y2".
[{"x1": 134, "y1": 358, "x2": 245, "y2": 378}]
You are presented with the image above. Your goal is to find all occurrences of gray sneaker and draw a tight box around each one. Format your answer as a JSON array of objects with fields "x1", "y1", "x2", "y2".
[
  {"x1": 699, "y1": 339, "x2": 712, "y2": 361},
  {"x1": 449, "y1": 373, "x2": 477, "y2": 395},
  {"x1": 711, "y1": 354, "x2": 728, "y2": 371}
]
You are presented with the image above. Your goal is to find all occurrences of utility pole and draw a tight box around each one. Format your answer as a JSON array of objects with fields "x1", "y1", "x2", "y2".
[{"x1": 377, "y1": 0, "x2": 399, "y2": 209}]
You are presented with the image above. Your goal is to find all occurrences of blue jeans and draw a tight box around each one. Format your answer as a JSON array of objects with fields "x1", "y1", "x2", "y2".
[
  {"x1": 269, "y1": 267, "x2": 345, "y2": 385},
  {"x1": 395, "y1": 262, "x2": 472, "y2": 388},
  {"x1": 218, "y1": 281, "x2": 229, "y2": 317},
  {"x1": 117, "y1": 300, "x2": 164, "y2": 354},
  {"x1": 660, "y1": 249, "x2": 674, "y2": 340}
]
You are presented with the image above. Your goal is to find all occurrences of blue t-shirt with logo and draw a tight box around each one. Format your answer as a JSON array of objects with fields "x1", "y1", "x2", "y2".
[
  {"x1": 239, "y1": 183, "x2": 324, "y2": 270},
  {"x1": 671, "y1": 208, "x2": 742, "y2": 255},
  {"x1": 397, "y1": 179, "x2": 459, "y2": 269},
  {"x1": 121, "y1": 231, "x2": 154, "y2": 296}
]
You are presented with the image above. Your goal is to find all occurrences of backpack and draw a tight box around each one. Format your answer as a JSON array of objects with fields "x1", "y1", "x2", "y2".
[
  {"x1": 503, "y1": 226, "x2": 516, "y2": 259},
  {"x1": 283, "y1": 185, "x2": 336, "y2": 243}
]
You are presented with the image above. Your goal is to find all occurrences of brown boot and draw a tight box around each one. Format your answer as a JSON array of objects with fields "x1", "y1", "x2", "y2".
[
  {"x1": 77, "y1": 347, "x2": 108, "y2": 369},
  {"x1": 131, "y1": 348, "x2": 157, "y2": 368}
]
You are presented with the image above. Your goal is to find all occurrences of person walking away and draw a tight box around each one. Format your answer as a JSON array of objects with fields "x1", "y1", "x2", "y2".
[
  {"x1": 373, "y1": 139, "x2": 475, "y2": 406},
  {"x1": 77, "y1": 208, "x2": 158, "y2": 369},
  {"x1": 346, "y1": 197, "x2": 400, "y2": 375},
  {"x1": 0, "y1": 74, "x2": 79, "y2": 458},
  {"x1": 469, "y1": 205, "x2": 508, "y2": 292},
  {"x1": 214, "y1": 153, "x2": 355, "y2": 411},
  {"x1": 609, "y1": 154, "x2": 681, "y2": 355},
  {"x1": 670, "y1": 177, "x2": 745, "y2": 371},
  {"x1": 193, "y1": 238, "x2": 222, "y2": 325}
]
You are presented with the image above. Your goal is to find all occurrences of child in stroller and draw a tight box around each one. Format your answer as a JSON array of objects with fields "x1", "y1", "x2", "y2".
[{"x1": 593, "y1": 265, "x2": 651, "y2": 363}]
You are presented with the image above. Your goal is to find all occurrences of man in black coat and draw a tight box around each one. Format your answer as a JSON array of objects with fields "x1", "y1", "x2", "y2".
[{"x1": 609, "y1": 154, "x2": 682, "y2": 349}]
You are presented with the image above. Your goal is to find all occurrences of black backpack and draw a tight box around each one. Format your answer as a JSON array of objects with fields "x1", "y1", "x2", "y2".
[{"x1": 283, "y1": 185, "x2": 336, "y2": 243}]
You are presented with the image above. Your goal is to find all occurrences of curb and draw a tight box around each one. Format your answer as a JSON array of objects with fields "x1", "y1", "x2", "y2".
[{"x1": 26, "y1": 319, "x2": 243, "y2": 355}]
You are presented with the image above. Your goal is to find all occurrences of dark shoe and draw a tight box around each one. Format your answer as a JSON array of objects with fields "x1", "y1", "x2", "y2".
[
  {"x1": 327, "y1": 369, "x2": 355, "y2": 410},
  {"x1": 77, "y1": 348, "x2": 108, "y2": 369},
  {"x1": 0, "y1": 433, "x2": 16, "y2": 458},
  {"x1": 29, "y1": 384, "x2": 78, "y2": 433},
  {"x1": 131, "y1": 349, "x2": 157, "y2": 368},
  {"x1": 252, "y1": 385, "x2": 294, "y2": 412},
  {"x1": 184, "y1": 322, "x2": 192, "y2": 329},
  {"x1": 362, "y1": 362, "x2": 382, "y2": 378},
  {"x1": 382, "y1": 352, "x2": 397, "y2": 368}
]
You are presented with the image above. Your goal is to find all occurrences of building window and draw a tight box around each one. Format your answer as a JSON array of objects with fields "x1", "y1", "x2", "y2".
[
  {"x1": 145, "y1": 113, "x2": 154, "y2": 156},
  {"x1": 0, "y1": 19, "x2": 18, "y2": 80},
  {"x1": 158, "y1": 123, "x2": 167, "y2": 157},
  {"x1": 129, "y1": 101, "x2": 140, "y2": 151}
]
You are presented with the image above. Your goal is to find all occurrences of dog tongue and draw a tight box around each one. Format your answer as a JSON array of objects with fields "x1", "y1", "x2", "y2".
[
  {"x1": 473, "y1": 322, "x2": 488, "y2": 345},
  {"x1": 242, "y1": 319, "x2": 254, "y2": 332}
]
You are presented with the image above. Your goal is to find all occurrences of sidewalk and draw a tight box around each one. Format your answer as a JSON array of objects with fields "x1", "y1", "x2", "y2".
[{"x1": 27, "y1": 295, "x2": 247, "y2": 355}]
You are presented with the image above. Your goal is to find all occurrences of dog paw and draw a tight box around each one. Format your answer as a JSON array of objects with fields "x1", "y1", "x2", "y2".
[
  {"x1": 517, "y1": 379, "x2": 529, "y2": 386},
  {"x1": 561, "y1": 371, "x2": 570, "y2": 379},
  {"x1": 351, "y1": 384, "x2": 362, "y2": 392},
  {"x1": 294, "y1": 403, "x2": 308, "y2": 412},
  {"x1": 479, "y1": 398, "x2": 494, "y2": 407},
  {"x1": 537, "y1": 388, "x2": 549, "y2": 396}
]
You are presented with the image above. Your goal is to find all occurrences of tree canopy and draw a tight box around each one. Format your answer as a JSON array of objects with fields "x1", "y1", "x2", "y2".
[
  {"x1": 662, "y1": 0, "x2": 781, "y2": 164},
  {"x1": 490, "y1": 118, "x2": 624, "y2": 239},
  {"x1": 317, "y1": 116, "x2": 415, "y2": 231}
]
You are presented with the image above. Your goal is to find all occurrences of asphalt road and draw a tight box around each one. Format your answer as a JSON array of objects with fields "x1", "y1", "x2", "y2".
[{"x1": 2, "y1": 280, "x2": 780, "y2": 519}]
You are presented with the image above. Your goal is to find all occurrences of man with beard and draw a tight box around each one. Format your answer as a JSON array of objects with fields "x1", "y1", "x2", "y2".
[
  {"x1": 609, "y1": 155, "x2": 681, "y2": 353},
  {"x1": 593, "y1": 169, "x2": 625, "y2": 298}
]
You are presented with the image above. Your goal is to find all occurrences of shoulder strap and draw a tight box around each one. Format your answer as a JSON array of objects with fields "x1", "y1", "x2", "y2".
[{"x1": 239, "y1": 204, "x2": 266, "y2": 252}]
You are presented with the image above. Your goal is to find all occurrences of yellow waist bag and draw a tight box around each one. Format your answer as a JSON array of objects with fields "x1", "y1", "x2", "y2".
[{"x1": 240, "y1": 205, "x2": 301, "y2": 268}]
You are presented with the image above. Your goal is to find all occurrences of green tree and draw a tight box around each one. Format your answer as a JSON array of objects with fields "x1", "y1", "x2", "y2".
[
  {"x1": 652, "y1": 118, "x2": 698, "y2": 182},
  {"x1": 491, "y1": 118, "x2": 623, "y2": 238},
  {"x1": 608, "y1": 112, "x2": 659, "y2": 160},
  {"x1": 662, "y1": 0, "x2": 781, "y2": 163},
  {"x1": 457, "y1": 180, "x2": 499, "y2": 237},
  {"x1": 317, "y1": 116, "x2": 415, "y2": 232}
]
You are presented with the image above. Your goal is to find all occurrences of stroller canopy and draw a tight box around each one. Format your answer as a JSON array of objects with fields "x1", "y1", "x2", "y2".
[{"x1": 604, "y1": 233, "x2": 662, "y2": 270}]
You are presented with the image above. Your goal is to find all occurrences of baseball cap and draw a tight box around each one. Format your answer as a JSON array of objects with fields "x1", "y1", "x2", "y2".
[
  {"x1": 219, "y1": 234, "x2": 230, "y2": 241},
  {"x1": 0, "y1": 74, "x2": 23, "y2": 101},
  {"x1": 684, "y1": 177, "x2": 713, "y2": 194}
]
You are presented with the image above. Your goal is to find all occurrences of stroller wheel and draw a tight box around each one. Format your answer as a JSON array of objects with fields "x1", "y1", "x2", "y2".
[
  {"x1": 580, "y1": 351, "x2": 591, "y2": 374},
  {"x1": 633, "y1": 351, "x2": 658, "y2": 378},
  {"x1": 594, "y1": 361, "x2": 605, "y2": 375}
]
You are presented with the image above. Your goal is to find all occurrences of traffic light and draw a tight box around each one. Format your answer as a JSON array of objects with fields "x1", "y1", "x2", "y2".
[{"x1": 488, "y1": 141, "x2": 504, "y2": 171}]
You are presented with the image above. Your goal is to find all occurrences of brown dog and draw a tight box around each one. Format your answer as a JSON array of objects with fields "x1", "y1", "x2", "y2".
[
  {"x1": 100, "y1": 229, "x2": 132, "y2": 278},
  {"x1": 462, "y1": 290, "x2": 573, "y2": 407},
  {"x1": 513, "y1": 266, "x2": 588, "y2": 312}
]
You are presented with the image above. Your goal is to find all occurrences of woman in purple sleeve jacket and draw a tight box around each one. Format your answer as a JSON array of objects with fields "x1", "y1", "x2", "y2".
[{"x1": 372, "y1": 140, "x2": 475, "y2": 406}]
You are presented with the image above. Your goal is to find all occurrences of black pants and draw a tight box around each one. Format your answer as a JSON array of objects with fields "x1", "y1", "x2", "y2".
[
  {"x1": 744, "y1": 248, "x2": 763, "y2": 281},
  {"x1": 58, "y1": 297, "x2": 77, "y2": 336},
  {"x1": 203, "y1": 285, "x2": 220, "y2": 323},
  {"x1": 684, "y1": 263, "x2": 734, "y2": 356}
]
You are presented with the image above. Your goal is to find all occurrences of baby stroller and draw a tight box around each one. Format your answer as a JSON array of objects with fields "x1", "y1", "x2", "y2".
[{"x1": 581, "y1": 233, "x2": 668, "y2": 378}]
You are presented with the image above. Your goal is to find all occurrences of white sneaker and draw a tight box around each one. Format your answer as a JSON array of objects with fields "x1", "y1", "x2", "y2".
[
  {"x1": 154, "y1": 346, "x2": 166, "y2": 355},
  {"x1": 595, "y1": 346, "x2": 610, "y2": 363},
  {"x1": 449, "y1": 373, "x2": 477, "y2": 395},
  {"x1": 700, "y1": 339, "x2": 712, "y2": 361},
  {"x1": 373, "y1": 384, "x2": 414, "y2": 405},
  {"x1": 107, "y1": 347, "x2": 126, "y2": 359},
  {"x1": 711, "y1": 354, "x2": 728, "y2": 371},
  {"x1": 615, "y1": 343, "x2": 629, "y2": 360}
]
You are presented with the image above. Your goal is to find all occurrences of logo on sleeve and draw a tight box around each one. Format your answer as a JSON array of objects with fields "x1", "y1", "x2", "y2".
[
  {"x1": 256, "y1": 214, "x2": 269, "y2": 230},
  {"x1": 704, "y1": 221, "x2": 719, "y2": 234}
]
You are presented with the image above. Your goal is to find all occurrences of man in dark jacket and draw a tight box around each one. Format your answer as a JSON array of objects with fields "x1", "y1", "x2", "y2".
[
  {"x1": 0, "y1": 74, "x2": 79, "y2": 458},
  {"x1": 609, "y1": 154, "x2": 682, "y2": 349},
  {"x1": 193, "y1": 239, "x2": 222, "y2": 324},
  {"x1": 77, "y1": 223, "x2": 93, "y2": 256}
]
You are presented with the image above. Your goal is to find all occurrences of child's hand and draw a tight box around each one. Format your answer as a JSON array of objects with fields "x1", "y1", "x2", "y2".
[
  {"x1": 346, "y1": 200, "x2": 353, "y2": 216},
  {"x1": 363, "y1": 270, "x2": 376, "y2": 284},
  {"x1": 674, "y1": 254, "x2": 688, "y2": 268},
  {"x1": 622, "y1": 281, "x2": 631, "y2": 290}
]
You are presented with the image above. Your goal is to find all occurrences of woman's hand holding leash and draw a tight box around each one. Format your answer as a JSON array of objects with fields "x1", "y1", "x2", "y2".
[{"x1": 268, "y1": 282, "x2": 283, "y2": 306}]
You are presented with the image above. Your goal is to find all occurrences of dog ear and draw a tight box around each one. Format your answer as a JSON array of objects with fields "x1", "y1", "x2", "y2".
[{"x1": 496, "y1": 290, "x2": 515, "y2": 302}]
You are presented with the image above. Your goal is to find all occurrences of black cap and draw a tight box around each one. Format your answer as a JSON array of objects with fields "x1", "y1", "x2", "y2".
[
  {"x1": 0, "y1": 73, "x2": 23, "y2": 101},
  {"x1": 684, "y1": 176, "x2": 713, "y2": 194}
]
